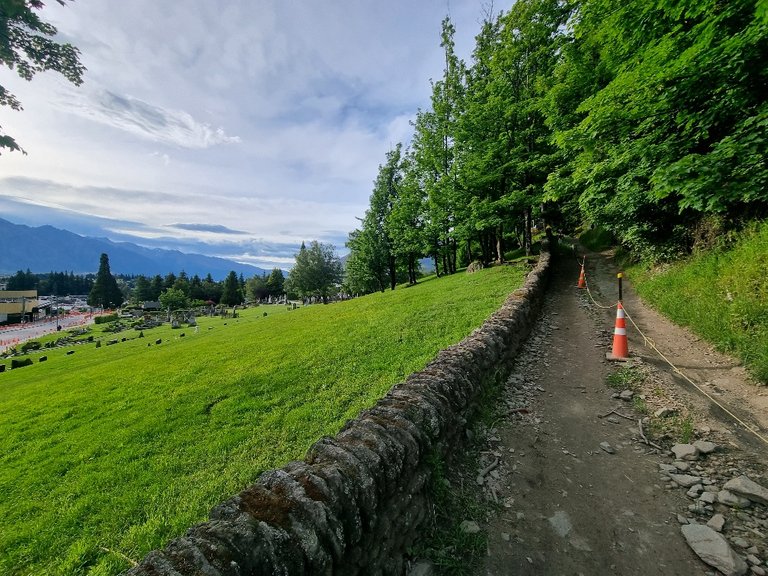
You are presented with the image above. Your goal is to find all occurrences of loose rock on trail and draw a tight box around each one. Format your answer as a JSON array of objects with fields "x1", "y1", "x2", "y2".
[{"x1": 445, "y1": 250, "x2": 768, "y2": 576}]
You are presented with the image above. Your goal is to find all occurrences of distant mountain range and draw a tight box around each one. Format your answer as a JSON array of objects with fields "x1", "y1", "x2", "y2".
[{"x1": 0, "y1": 218, "x2": 266, "y2": 279}]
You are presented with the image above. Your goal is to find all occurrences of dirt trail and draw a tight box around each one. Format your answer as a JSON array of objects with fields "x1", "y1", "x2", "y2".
[{"x1": 469, "y1": 250, "x2": 768, "y2": 575}]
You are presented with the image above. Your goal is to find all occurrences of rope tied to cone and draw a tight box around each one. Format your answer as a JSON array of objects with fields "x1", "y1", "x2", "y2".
[{"x1": 574, "y1": 257, "x2": 768, "y2": 447}]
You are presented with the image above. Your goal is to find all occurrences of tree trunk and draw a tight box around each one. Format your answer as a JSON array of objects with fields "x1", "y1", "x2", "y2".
[
  {"x1": 466, "y1": 238, "x2": 473, "y2": 264},
  {"x1": 525, "y1": 207, "x2": 533, "y2": 256},
  {"x1": 389, "y1": 255, "x2": 397, "y2": 291},
  {"x1": 482, "y1": 232, "x2": 491, "y2": 264},
  {"x1": 496, "y1": 224, "x2": 505, "y2": 263}
]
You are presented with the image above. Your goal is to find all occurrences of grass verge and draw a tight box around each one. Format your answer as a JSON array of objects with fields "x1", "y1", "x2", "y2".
[{"x1": 627, "y1": 220, "x2": 768, "y2": 383}]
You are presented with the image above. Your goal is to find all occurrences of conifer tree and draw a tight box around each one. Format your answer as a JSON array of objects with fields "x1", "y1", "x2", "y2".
[
  {"x1": 87, "y1": 253, "x2": 123, "y2": 308},
  {"x1": 220, "y1": 271, "x2": 243, "y2": 306}
]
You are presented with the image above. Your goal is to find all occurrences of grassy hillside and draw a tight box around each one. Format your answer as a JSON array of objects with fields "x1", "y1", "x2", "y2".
[
  {"x1": 0, "y1": 264, "x2": 527, "y2": 576},
  {"x1": 627, "y1": 220, "x2": 768, "y2": 383}
]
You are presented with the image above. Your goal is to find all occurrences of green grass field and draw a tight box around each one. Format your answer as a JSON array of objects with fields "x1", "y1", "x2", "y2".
[
  {"x1": 628, "y1": 220, "x2": 768, "y2": 383},
  {"x1": 0, "y1": 264, "x2": 527, "y2": 576}
]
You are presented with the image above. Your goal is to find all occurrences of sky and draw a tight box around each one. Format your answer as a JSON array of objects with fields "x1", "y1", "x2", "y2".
[{"x1": 0, "y1": 0, "x2": 492, "y2": 271}]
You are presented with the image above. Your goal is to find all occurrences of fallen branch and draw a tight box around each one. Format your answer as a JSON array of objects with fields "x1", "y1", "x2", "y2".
[
  {"x1": 637, "y1": 419, "x2": 663, "y2": 450},
  {"x1": 598, "y1": 408, "x2": 634, "y2": 420}
]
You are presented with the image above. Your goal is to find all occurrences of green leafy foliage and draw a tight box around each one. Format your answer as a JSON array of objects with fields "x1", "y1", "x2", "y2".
[
  {"x1": 219, "y1": 270, "x2": 243, "y2": 306},
  {"x1": 629, "y1": 220, "x2": 768, "y2": 382},
  {"x1": 0, "y1": 0, "x2": 85, "y2": 154},
  {"x1": 285, "y1": 240, "x2": 343, "y2": 300},
  {"x1": 158, "y1": 287, "x2": 189, "y2": 311},
  {"x1": 0, "y1": 263, "x2": 526, "y2": 575},
  {"x1": 345, "y1": 145, "x2": 403, "y2": 293},
  {"x1": 546, "y1": 0, "x2": 768, "y2": 259},
  {"x1": 87, "y1": 253, "x2": 123, "y2": 309}
]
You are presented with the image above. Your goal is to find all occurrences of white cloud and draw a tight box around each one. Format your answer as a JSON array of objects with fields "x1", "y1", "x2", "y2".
[
  {"x1": 58, "y1": 88, "x2": 241, "y2": 149},
  {"x1": 1, "y1": 0, "x2": 486, "y2": 269}
]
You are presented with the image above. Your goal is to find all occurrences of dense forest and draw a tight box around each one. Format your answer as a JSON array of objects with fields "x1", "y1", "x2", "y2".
[
  {"x1": 1, "y1": 267, "x2": 286, "y2": 308},
  {"x1": 345, "y1": 0, "x2": 767, "y2": 294},
  {"x1": 4, "y1": 269, "x2": 95, "y2": 295}
]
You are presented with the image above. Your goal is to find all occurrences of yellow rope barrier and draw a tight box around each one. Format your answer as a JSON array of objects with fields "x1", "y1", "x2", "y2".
[
  {"x1": 574, "y1": 257, "x2": 768, "y2": 446},
  {"x1": 577, "y1": 257, "x2": 617, "y2": 310},
  {"x1": 622, "y1": 308, "x2": 768, "y2": 447}
]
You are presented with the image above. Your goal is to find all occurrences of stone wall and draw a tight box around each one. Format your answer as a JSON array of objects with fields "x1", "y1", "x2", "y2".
[{"x1": 125, "y1": 250, "x2": 551, "y2": 576}]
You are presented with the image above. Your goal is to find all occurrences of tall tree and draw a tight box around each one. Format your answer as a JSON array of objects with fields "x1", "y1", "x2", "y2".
[
  {"x1": 387, "y1": 151, "x2": 426, "y2": 285},
  {"x1": 265, "y1": 268, "x2": 285, "y2": 297},
  {"x1": 546, "y1": 0, "x2": 768, "y2": 259},
  {"x1": 172, "y1": 271, "x2": 190, "y2": 296},
  {"x1": 345, "y1": 144, "x2": 404, "y2": 293},
  {"x1": 149, "y1": 274, "x2": 163, "y2": 301},
  {"x1": 412, "y1": 17, "x2": 467, "y2": 274},
  {"x1": 344, "y1": 227, "x2": 386, "y2": 294},
  {"x1": 189, "y1": 274, "x2": 204, "y2": 301},
  {"x1": 489, "y1": 0, "x2": 569, "y2": 255},
  {"x1": 132, "y1": 275, "x2": 154, "y2": 303},
  {"x1": 6, "y1": 268, "x2": 36, "y2": 290},
  {"x1": 286, "y1": 241, "x2": 343, "y2": 301},
  {"x1": 87, "y1": 253, "x2": 123, "y2": 308},
  {"x1": 220, "y1": 271, "x2": 243, "y2": 306},
  {"x1": 159, "y1": 287, "x2": 189, "y2": 311},
  {"x1": 1, "y1": 0, "x2": 86, "y2": 154},
  {"x1": 201, "y1": 273, "x2": 222, "y2": 303},
  {"x1": 163, "y1": 272, "x2": 177, "y2": 291},
  {"x1": 457, "y1": 14, "x2": 508, "y2": 262},
  {"x1": 246, "y1": 274, "x2": 268, "y2": 302}
]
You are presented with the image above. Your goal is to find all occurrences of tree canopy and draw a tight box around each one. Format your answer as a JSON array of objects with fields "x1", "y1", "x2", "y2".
[
  {"x1": 87, "y1": 253, "x2": 123, "y2": 309},
  {"x1": 346, "y1": 0, "x2": 768, "y2": 285},
  {"x1": 220, "y1": 271, "x2": 243, "y2": 306},
  {"x1": 158, "y1": 287, "x2": 189, "y2": 311},
  {"x1": 286, "y1": 241, "x2": 343, "y2": 301},
  {"x1": 0, "y1": 0, "x2": 85, "y2": 154}
]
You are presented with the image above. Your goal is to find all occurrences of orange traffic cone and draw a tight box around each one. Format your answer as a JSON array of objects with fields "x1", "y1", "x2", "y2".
[
  {"x1": 606, "y1": 302, "x2": 629, "y2": 361},
  {"x1": 576, "y1": 259, "x2": 586, "y2": 289}
]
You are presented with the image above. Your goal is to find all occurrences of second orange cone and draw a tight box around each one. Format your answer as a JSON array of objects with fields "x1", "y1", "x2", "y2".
[
  {"x1": 606, "y1": 302, "x2": 629, "y2": 361},
  {"x1": 576, "y1": 259, "x2": 586, "y2": 289}
]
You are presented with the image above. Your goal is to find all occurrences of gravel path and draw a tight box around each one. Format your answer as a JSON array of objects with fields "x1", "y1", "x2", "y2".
[{"x1": 464, "y1": 251, "x2": 768, "y2": 576}]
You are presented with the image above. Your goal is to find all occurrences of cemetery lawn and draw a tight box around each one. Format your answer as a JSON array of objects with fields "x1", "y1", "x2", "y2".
[{"x1": 0, "y1": 264, "x2": 527, "y2": 576}]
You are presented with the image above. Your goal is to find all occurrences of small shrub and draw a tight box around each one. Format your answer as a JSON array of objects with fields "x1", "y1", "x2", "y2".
[
  {"x1": 606, "y1": 366, "x2": 644, "y2": 390},
  {"x1": 94, "y1": 313, "x2": 119, "y2": 325},
  {"x1": 632, "y1": 396, "x2": 648, "y2": 415},
  {"x1": 679, "y1": 416, "x2": 695, "y2": 443},
  {"x1": 21, "y1": 341, "x2": 41, "y2": 353},
  {"x1": 11, "y1": 358, "x2": 33, "y2": 369}
]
